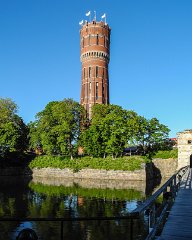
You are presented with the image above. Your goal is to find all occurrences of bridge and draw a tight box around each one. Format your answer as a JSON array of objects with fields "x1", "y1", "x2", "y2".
[
  {"x1": 0, "y1": 166, "x2": 191, "y2": 239},
  {"x1": 159, "y1": 166, "x2": 192, "y2": 240},
  {"x1": 131, "y1": 165, "x2": 191, "y2": 240}
]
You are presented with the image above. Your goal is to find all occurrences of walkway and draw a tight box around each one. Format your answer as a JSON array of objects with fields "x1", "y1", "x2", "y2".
[{"x1": 159, "y1": 168, "x2": 192, "y2": 240}]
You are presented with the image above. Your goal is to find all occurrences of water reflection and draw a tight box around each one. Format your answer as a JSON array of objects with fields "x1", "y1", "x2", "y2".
[{"x1": 0, "y1": 176, "x2": 159, "y2": 240}]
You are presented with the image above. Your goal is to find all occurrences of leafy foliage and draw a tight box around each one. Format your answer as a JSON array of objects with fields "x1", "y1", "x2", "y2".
[
  {"x1": 80, "y1": 104, "x2": 140, "y2": 158},
  {"x1": 1, "y1": 97, "x2": 170, "y2": 162},
  {"x1": 29, "y1": 99, "x2": 87, "y2": 158},
  {"x1": 80, "y1": 104, "x2": 170, "y2": 158},
  {"x1": 134, "y1": 117, "x2": 170, "y2": 158},
  {"x1": 0, "y1": 98, "x2": 28, "y2": 158}
]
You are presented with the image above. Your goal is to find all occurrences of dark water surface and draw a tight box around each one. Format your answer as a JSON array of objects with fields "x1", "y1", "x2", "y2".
[{"x1": 0, "y1": 176, "x2": 159, "y2": 240}]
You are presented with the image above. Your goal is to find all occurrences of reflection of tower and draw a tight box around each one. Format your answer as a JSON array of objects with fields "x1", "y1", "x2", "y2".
[{"x1": 80, "y1": 19, "x2": 111, "y2": 118}]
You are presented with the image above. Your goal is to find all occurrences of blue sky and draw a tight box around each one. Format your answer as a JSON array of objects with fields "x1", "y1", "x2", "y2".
[{"x1": 0, "y1": 0, "x2": 192, "y2": 137}]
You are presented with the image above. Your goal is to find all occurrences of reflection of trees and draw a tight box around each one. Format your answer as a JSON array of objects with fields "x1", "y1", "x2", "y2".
[
  {"x1": 0, "y1": 178, "x2": 147, "y2": 240},
  {"x1": 0, "y1": 176, "x2": 32, "y2": 239},
  {"x1": 26, "y1": 189, "x2": 147, "y2": 239},
  {"x1": 29, "y1": 182, "x2": 144, "y2": 201}
]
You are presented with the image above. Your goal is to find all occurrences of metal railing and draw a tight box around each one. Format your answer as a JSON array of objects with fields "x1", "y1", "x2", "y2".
[
  {"x1": 0, "y1": 165, "x2": 189, "y2": 240},
  {"x1": 132, "y1": 165, "x2": 189, "y2": 240}
]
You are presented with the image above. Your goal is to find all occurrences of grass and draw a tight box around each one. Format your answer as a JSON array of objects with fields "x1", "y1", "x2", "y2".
[
  {"x1": 29, "y1": 155, "x2": 146, "y2": 171},
  {"x1": 153, "y1": 149, "x2": 178, "y2": 159},
  {"x1": 29, "y1": 149, "x2": 177, "y2": 171}
]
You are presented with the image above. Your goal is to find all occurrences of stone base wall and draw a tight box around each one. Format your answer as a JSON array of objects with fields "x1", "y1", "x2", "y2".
[
  {"x1": 32, "y1": 167, "x2": 147, "y2": 181},
  {"x1": 152, "y1": 158, "x2": 177, "y2": 178}
]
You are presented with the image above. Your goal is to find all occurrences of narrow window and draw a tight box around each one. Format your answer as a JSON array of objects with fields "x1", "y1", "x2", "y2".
[
  {"x1": 104, "y1": 36, "x2": 105, "y2": 47},
  {"x1": 82, "y1": 84, "x2": 85, "y2": 100},
  {"x1": 83, "y1": 84, "x2": 85, "y2": 96},
  {"x1": 82, "y1": 37, "x2": 84, "y2": 48},
  {"x1": 96, "y1": 34, "x2": 99, "y2": 45},
  {"x1": 89, "y1": 82, "x2": 91, "y2": 100},
  {"x1": 89, "y1": 67, "x2": 91, "y2": 78},
  {"x1": 96, "y1": 82, "x2": 98, "y2": 100},
  {"x1": 96, "y1": 66, "x2": 99, "y2": 78},
  {"x1": 102, "y1": 68, "x2": 105, "y2": 78},
  {"x1": 89, "y1": 35, "x2": 91, "y2": 45},
  {"x1": 105, "y1": 38, "x2": 108, "y2": 48},
  {"x1": 84, "y1": 68, "x2": 86, "y2": 79},
  {"x1": 89, "y1": 82, "x2": 91, "y2": 92}
]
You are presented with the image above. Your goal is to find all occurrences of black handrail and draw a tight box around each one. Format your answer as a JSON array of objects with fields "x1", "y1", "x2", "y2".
[
  {"x1": 132, "y1": 165, "x2": 189, "y2": 215},
  {"x1": 133, "y1": 165, "x2": 189, "y2": 240}
]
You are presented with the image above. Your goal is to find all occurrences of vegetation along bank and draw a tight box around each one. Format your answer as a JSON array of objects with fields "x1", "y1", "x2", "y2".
[{"x1": 0, "y1": 97, "x2": 177, "y2": 179}]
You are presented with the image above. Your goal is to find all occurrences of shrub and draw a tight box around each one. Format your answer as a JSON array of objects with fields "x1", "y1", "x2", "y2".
[{"x1": 29, "y1": 155, "x2": 146, "y2": 171}]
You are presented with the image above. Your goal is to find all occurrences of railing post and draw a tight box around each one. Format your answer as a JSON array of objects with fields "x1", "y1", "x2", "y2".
[
  {"x1": 61, "y1": 221, "x2": 64, "y2": 240},
  {"x1": 173, "y1": 175, "x2": 177, "y2": 198},
  {"x1": 130, "y1": 218, "x2": 133, "y2": 240},
  {"x1": 151, "y1": 204, "x2": 156, "y2": 229},
  {"x1": 148, "y1": 209, "x2": 152, "y2": 233}
]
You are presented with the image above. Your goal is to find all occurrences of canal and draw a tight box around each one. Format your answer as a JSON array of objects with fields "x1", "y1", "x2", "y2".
[{"x1": 0, "y1": 175, "x2": 160, "y2": 240}]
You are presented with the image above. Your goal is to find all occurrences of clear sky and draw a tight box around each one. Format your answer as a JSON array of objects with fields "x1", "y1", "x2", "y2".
[{"x1": 1, "y1": 0, "x2": 192, "y2": 137}]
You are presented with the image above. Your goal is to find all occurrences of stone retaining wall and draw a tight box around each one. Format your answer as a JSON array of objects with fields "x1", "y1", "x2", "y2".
[
  {"x1": 152, "y1": 158, "x2": 177, "y2": 178},
  {"x1": 32, "y1": 167, "x2": 147, "y2": 181},
  {"x1": 0, "y1": 158, "x2": 178, "y2": 180}
]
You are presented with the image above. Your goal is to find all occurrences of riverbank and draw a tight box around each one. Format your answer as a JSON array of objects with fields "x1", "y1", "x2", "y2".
[
  {"x1": 0, "y1": 158, "x2": 177, "y2": 181},
  {"x1": 31, "y1": 158, "x2": 177, "y2": 180}
]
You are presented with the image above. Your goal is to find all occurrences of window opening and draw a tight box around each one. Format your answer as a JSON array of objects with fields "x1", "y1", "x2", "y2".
[{"x1": 96, "y1": 82, "x2": 98, "y2": 100}]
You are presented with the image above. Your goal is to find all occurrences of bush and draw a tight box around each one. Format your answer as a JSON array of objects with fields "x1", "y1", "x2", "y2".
[{"x1": 29, "y1": 155, "x2": 146, "y2": 171}]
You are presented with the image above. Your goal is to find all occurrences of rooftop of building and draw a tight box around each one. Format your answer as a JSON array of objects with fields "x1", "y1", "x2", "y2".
[
  {"x1": 80, "y1": 20, "x2": 110, "y2": 31},
  {"x1": 177, "y1": 129, "x2": 192, "y2": 135}
]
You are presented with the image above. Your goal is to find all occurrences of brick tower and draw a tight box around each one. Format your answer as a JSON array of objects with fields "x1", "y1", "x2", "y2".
[{"x1": 80, "y1": 18, "x2": 111, "y2": 118}]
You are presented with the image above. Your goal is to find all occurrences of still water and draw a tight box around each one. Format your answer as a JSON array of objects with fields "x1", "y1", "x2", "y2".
[{"x1": 0, "y1": 175, "x2": 159, "y2": 240}]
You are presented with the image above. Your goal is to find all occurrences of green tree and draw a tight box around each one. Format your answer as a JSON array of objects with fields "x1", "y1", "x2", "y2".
[
  {"x1": 29, "y1": 99, "x2": 86, "y2": 159},
  {"x1": 0, "y1": 98, "x2": 28, "y2": 158},
  {"x1": 80, "y1": 104, "x2": 170, "y2": 159},
  {"x1": 80, "y1": 104, "x2": 132, "y2": 158},
  {"x1": 79, "y1": 124, "x2": 105, "y2": 157},
  {"x1": 135, "y1": 117, "x2": 170, "y2": 158}
]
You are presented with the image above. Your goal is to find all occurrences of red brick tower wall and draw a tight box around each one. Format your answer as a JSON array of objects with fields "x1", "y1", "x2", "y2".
[{"x1": 80, "y1": 21, "x2": 111, "y2": 118}]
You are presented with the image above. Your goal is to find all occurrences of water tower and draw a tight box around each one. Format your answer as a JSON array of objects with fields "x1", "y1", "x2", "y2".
[{"x1": 79, "y1": 12, "x2": 111, "y2": 118}]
